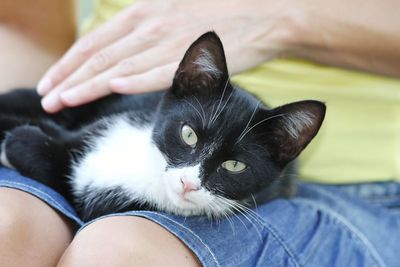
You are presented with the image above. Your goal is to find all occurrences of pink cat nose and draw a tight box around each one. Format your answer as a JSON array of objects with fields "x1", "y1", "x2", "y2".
[{"x1": 180, "y1": 176, "x2": 200, "y2": 193}]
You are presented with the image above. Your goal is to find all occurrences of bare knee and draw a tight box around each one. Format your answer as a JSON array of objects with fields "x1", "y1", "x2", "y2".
[
  {"x1": 0, "y1": 188, "x2": 74, "y2": 267},
  {"x1": 58, "y1": 216, "x2": 201, "y2": 267}
]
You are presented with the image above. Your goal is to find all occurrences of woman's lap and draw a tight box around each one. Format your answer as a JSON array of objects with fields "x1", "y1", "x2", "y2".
[
  {"x1": 0, "y1": 168, "x2": 83, "y2": 226},
  {"x1": 0, "y1": 167, "x2": 398, "y2": 267}
]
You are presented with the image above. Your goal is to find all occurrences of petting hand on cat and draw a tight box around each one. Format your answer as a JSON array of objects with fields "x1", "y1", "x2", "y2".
[
  {"x1": 37, "y1": 0, "x2": 400, "y2": 113},
  {"x1": 37, "y1": 0, "x2": 291, "y2": 113}
]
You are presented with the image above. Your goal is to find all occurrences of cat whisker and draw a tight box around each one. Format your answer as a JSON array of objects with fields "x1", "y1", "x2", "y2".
[
  {"x1": 228, "y1": 203, "x2": 265, "y2": 240},
  {"x1": 208, "y1": 199, "x2": 236, "y2": 233},
  {"x1": 250, "y1": 194, "x2": 258, "y2": 213},
  {"x1": 222, "y1": 211, "x2": 236, "y2": 234},
  {"x1": 233, "y1": 202, "x2": 264, "y2": 225},
  {"x1": 193, "y1": 96, "x2": 207, "y2": 128},
  {"x1": 212, "y1": 190, "x2": 264, "y2": 227},
  {"x1": 210, "y1": 89, "x2": 234, "y2": 126},
  {"x1": 214, "y1": 198, "x2": 240, "y2": 234},
  {"x1": 236, "y1": 113, "x2": 286, "y2": 144},
  {"x1": 208, "y1": 77, "x2": 230, "y2": 127},
  {"x1": 222, "y1": 209, "x2": 237, "y2": 234},
  {"x1": 183, "y1": 99, "x2": 206, "y2": 127},
  {"x1": 215, "y1": 196, "x2": 263, "y2": 241},
  {"x1": 209, "y1": 76, "x2": 233, "y2": 126},
  {"x1": 236, "y1": 101, "x2": 260, "y2": 145},
  {"x1": 207, "y1": 102, "x2": 217, "y2": 128},
  {"x1": 212, "y1": 192, "x2": 255, "y2": 223}
]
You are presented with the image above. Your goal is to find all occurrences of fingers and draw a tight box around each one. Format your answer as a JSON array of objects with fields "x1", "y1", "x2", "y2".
[
  {"x1": 61, "y1": 62, "x2": 178, "y2": 108},
  {"x1": 110, "y1": 62, "x2": 178, "y2": 94},
  {"x1": 39, "y1": 5, "x2": 185, "y2": 113},
  {"x1": 42, "y1": 62, "x2": 178, "y2": 112},
  {"x1": 41, "y1": 37, "x2": 182, "y2": 112},
  {"x1": 36, "y1": 0, "x2": 271, "y2": 114},
  {"x1": 43, "y1": 25, "x2": 176, "y2": 101},
  {"x1": 40, "y1": 43, "x2": 180, "y2": 112},
  {"x1": 39, "y1": 33, "x2": 156, "y2": 112},
  {"x1": 37, "y1": 5, "x2": 144, "y2": 96}
]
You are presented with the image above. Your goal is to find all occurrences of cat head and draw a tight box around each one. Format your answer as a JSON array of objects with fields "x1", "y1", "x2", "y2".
[{"x1": 152, "y1": 32, "x2": 326, "y2": 218}]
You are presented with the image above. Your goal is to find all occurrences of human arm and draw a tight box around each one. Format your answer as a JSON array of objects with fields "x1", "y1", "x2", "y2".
[
  {"x1": 290, "y1": 0, "x2": 400, "y2": 77},
  {"x1": 37, "y1": 0, "x2": 400, "y2": 113}
]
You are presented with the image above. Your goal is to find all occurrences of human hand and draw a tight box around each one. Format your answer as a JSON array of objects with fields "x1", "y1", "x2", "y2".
[{"x1": 37, "y1": 0, "x2": 292, "y2": 113}]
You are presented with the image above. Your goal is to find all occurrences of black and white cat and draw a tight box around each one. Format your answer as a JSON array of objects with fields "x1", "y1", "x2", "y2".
[{"x1": 0, "y1": 32, "x2": 325, "y2": 221}]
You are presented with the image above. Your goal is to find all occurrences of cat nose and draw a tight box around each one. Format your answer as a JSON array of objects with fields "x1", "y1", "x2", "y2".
[{"x1": 180, "y1": 176, "x2": 200, "y2": 193}]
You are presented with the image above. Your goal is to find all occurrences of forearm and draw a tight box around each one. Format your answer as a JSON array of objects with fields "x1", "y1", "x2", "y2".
[{"x1": 280, "y1": 0, "x2": 400, "y2": 77}]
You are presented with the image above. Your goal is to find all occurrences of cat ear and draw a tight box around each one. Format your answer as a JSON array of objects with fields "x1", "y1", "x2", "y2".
[
  {"x1": 171, "y1": 31, "x2": 229, "y2": 97},
  {"x1": 261, "y1": 100, "x2": 326, "y2": 167}
]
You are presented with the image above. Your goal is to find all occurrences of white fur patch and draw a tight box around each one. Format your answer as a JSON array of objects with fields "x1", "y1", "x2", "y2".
[
  {"x1": 71, "y1": 117, "x2": 169, "y2": 208},
  {"x1": 163, "y1": 164, "x2": 230, "y2": 217},
  {"x1": 194, "y1": 48, "x2": 222, "y2": 77},
  {"x1": 70, "y1": 118, "x2": 233, "y2": 218},
  {"x1": 0, "y1": 141, "x2": 14, "y2": 169},
  {"x1": 284, "y1": 111, "x2": 315, "y2": 138}
]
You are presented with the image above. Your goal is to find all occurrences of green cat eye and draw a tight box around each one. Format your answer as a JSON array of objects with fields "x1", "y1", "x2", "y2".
[
  {"x1": 181, "y1": 125, "x2": 198, "y2": 147},
  {"x1": 221, "y1": 160, "x2": 246, "y2": 173}
]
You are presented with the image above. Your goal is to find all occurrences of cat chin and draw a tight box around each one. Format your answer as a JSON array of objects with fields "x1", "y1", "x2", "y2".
[{"x1": 160, "y1": 185, "x2": 233, "y2": 218}]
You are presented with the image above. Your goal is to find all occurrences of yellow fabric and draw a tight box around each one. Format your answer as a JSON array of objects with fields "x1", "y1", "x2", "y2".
[{"x1": 82, "y1": 0, "x2": 400, "y2": 183}]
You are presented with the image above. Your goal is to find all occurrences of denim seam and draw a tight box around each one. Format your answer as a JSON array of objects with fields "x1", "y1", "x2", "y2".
[
  {"x1": 298, "y1": 198, "x2": 386, "y2": 267},
  {"x1": 80, "y1": 212, "x2": 221, "y2": 267},
  {"x1": 143, "y1": 213, "x2": 221, "y2": 267},
  {"x1": 0, "y1": 181, "x2": 82, "y2": 224},
  {"x1": 85, "y1": 211, "x2": 301, "y2": 267}
]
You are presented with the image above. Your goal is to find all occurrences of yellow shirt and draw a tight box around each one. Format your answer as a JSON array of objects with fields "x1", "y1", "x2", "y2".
[{"x1": 82, "y1": 0, "x2": 400, "y2": 184}]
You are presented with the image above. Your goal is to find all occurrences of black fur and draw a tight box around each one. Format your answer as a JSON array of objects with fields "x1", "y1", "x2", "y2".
[{"x1": 0, "y1": 32, "x2": 326, "y2": 221}]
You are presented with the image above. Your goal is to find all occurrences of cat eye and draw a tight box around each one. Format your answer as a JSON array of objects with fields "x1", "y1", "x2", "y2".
[
  {"x1": 221, "y1": 160, "x2": 247, "y2": 173},
  {"x1": 181, "y1": 125, "x2": 198, "y2": 147}
]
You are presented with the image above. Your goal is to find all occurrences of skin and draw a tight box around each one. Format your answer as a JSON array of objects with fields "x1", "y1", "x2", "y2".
[
  {"x1": 57, "y1": 217, "x2": 201, "y2": 267},
  {"x1": 37, "y1": 0, "x2": 400, "y2": 113},
  {"x1": 0, "y1": 188, "x2": 74, "y2": 267},
  {"x1": 37, "y1": 0, "x2": 294, "y2": 112}
]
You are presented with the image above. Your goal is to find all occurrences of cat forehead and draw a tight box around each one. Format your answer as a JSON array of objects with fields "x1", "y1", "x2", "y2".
[{"x1": 182, "y1": 88, "x2": 263, "y2": 128}]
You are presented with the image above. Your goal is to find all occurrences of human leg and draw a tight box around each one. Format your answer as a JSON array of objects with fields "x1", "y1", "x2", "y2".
[
  {"x1": 60, "y1": 182, "x2": 399, "y2": 267},
  {"x1": 57, "y1": 216, "x2": 201, "y2": 267},
  {"x1": 0, "y1": 168, "x2": 83, "y2": 267},
  {"x1": 0, "y1": 188, "x2": 74, "y2": 267}
]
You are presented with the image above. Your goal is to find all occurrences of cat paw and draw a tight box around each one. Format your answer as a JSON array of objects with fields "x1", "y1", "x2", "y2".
[{"x1": 1, "y1": 125, "x2": 49, "y2": 170}]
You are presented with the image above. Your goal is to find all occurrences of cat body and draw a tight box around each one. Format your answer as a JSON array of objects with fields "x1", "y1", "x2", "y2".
[{"x1": 0, "y1": 32, "x2": 325, "y2": 221}]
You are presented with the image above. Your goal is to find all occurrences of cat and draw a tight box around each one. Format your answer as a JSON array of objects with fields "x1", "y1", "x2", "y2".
[{"x1": 0, "y1": 32, "x2": 325, "y2": 222}]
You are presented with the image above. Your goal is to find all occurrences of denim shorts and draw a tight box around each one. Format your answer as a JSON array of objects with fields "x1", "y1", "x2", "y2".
[{"x1": 0, "y1": 167, "x2": 399, "y2": 267}]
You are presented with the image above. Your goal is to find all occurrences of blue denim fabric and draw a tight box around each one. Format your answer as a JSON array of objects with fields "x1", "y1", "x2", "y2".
[
  {"x1": 0, "y1": 168, "x2": 83, "y2": 226},
  {"x1": 0, "y1": 167, "x2": 399, "y2": 267}
]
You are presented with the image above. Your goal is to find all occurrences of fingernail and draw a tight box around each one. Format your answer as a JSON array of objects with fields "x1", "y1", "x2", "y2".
[
  {"x1": 61, "y1": 90, "x2": 80, "y2": 104},
  {"x1": 37, "y1": 78, "x2": 52, "y2": 95},
  {"x1": 41, "y1": 94, "x2": 60, "y2": 113}
]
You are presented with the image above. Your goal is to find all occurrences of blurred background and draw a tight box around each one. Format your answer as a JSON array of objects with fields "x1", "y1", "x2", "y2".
[{"x1": 0, "y1": 0, "x2": 93, "y2": 92}]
